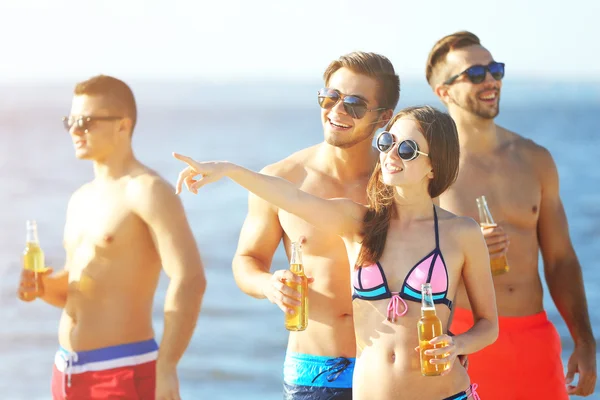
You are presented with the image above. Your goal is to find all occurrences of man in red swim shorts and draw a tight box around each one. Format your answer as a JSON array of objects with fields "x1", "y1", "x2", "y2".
[
  {"x1": 426, "y1": 31, "x2": 597, "y2": 399},
  {"x1": 18, "y1": 75, "x2": 207, "y2": 399}
]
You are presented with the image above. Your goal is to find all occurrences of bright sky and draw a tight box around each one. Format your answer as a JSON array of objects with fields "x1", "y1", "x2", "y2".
[{"x1": 0, "y1": 0, "x2": 598, "y2": 83}]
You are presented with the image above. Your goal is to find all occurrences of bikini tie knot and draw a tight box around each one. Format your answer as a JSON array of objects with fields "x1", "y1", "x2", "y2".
[{"x1": 387, "y1": 293, "x2": 408, "y2": 322}]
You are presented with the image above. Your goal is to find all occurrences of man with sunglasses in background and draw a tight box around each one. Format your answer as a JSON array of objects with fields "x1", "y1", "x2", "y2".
[
  {"x1": 231, "y1": 52, "x2": 399, "y2": 399},
  {"x1": 17, "y1": 75, "x2": 207, "y2": 400},
  {"x1": 425, "y1": 31, "x2": 596, "y2": 398}
]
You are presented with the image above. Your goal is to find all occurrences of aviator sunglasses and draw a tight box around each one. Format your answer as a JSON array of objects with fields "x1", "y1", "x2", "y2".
[
  {"x1": 376, "y1": 131, "x2": 429, "y2": 161},
  {"x1": 62, "y1": 115, "x2": 123, "y2": 133},
  {"x1": 318, "y1": 88, "x2": 386, "y2": 119},
  {"x1": 444, "y1": 61, "x2": 505, "y2": 85}
]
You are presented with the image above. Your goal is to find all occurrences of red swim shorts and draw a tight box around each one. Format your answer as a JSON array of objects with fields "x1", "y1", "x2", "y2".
[
  {"x1": 451, "y1": 307, "x2": 569, "y2": 400},
  {"x1": 51, "y1": 338, "x2": 158, "y2": 400}
]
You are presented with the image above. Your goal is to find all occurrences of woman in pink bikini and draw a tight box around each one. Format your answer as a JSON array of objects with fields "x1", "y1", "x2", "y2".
[{"x1": 173, "y1": 105, "x2": 498, "y2": 400}]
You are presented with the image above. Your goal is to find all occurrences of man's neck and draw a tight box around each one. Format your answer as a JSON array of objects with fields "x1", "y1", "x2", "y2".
[
  {"x1": 450, "y1": 109, "x2": 499, "y2": 154},
  {"x1": 92, "y1": 147, "x2": 137, "y2": 181},
  {"x1": 317, "y1": 139, "x2": 378, "y2": 182}
]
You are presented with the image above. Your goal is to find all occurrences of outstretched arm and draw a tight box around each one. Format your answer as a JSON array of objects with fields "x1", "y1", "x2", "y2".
[
  {"x1": 537, "y1": 148, "x2": 596, "y2": 396},
  {"x1": 173, "y1": 153, "x2": 365, "y2": 240}
]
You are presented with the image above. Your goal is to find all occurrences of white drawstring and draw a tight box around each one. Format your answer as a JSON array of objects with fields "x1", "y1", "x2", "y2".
[{"x1": 61, "y1": 351, "x2": 79, "y2": 398}]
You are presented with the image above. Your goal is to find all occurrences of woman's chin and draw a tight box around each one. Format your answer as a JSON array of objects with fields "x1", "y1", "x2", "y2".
[{"x1": 381, "y1": 174, "x2": 400, "y2": 186}]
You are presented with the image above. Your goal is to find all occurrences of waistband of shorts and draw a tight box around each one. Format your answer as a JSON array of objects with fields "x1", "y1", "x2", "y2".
[
  {"x1": 55, "y1": 338, "x2": 159, "y2": 374},
  {"x1": 453, "y1": 307, "x2": 550, "y2": 331},
  {"x1": 283, "y1": 352, "x2": 355, "y2": 389}
]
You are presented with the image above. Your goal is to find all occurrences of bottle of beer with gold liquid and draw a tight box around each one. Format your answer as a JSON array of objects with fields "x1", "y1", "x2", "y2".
[
  {"x1": 417, "y1": 283, "x2": 449, "y2": 376},
  {"x1": 22, "y1": 220, "x2": 46, "y2": 300},
  {"x1": 476, "y1": 195, "x2": 510, "y2": 276},
  {"x1": 284, "y1": 241, "x2": 308, "y2": 331}
]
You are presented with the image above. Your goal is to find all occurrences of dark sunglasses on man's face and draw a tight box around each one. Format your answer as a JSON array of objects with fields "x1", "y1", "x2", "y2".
[
  {"x1": 318, "y1": 88, "x2": 386, "y2": 119},
  {"x1": 62, "y1": 115, "x2": 123, "y2": 133},
  {"x1": 444, "y1": 61, "x2": 505, "y2": 85},
  {"x1": 376, "y1": 131, "x2": 429, "y2": 161}
]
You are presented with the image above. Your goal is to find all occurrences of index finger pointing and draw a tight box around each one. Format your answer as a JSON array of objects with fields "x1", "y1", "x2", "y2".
[{"x1": 172, "y1": 152, "x2": 196, "y2": 166}]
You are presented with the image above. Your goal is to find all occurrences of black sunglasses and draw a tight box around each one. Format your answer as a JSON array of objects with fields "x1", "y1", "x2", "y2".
[
  {"x1": 376, "y1": 132, "x2": 429, "y2": 161},
  {"x1": 62, "y1": 115, "x2": 123, "y2": 133},
  {"x1": 318, "y1": 88, "x2": 386, "y2": 119},
  {"x1": 444, "y1": 61, "x2": 505, "y2": 85}
]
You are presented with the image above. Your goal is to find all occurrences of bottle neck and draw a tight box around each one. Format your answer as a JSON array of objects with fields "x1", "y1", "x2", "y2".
[
  {"x1": 421, "y1": 285, "x2": 435, "y2": 313},
  {"x1": 476, "y1": 197, "x2": 496, "y2": 225},
  {"x1": 26, "y1": 230, "x2": 39, "y2": 244},
  {"x1": 26, "y1": 227, "x2": 39, "y2": 244},
  {"x1": 290, "y1": 242, "x2": 303, "y2": 272}
]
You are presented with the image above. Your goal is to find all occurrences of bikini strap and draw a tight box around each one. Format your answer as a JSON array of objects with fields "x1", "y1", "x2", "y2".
[{"x1": 433, "y1": 205, "x2": 440, "y2": 248}]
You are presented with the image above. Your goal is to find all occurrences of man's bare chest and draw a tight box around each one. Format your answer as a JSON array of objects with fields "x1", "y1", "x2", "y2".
[{"x1": 441, "y1": 160, "x2": 541, "y2": 228}]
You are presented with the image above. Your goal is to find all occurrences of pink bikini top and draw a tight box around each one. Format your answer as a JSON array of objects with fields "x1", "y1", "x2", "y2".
[{"x1": 352, "y1": 206, "x2": 452, "y2": 321}]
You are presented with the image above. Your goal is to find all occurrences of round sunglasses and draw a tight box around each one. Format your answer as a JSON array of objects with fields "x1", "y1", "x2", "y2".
[
  {"x1": 318, "y1": 88, "x2": 386, "y2": 119},
  {"x1": 444, "y1": 61, "x2": 505, "y2": 85},
  {"x1": 376, "y1": 132, "x2": 429, "y2": 161}
]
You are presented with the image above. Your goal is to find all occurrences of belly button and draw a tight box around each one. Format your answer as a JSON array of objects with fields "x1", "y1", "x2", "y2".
[
  {"x1": 508, "y1": 286, "x2": 515, "y2": 293},
  {"x1": 391, "y1": 353, "x2": 396, "y2": 362}
]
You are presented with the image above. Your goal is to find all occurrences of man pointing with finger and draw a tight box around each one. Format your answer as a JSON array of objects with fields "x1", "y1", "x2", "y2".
[{"x1": 229, "y1": 52, "x2": 399, "y2": 399}]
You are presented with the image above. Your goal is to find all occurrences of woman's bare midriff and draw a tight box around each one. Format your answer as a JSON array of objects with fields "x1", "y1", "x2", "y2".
[{"x1": 353, "y1": 299, "x2": 470, "y2": 400}]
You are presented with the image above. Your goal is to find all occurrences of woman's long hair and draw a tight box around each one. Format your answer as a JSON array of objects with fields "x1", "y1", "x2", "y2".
[{"x1": 355, "y1": 105, "x2": 460, "y2": 268}]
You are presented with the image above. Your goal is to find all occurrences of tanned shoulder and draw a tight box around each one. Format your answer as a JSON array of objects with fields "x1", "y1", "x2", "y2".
[
  {"x1": 260, "y1": 144, "x2": 320, "y2": 181},
  {"x1": 498, "y1": 125, "x2": 556, "y2": 181},
  {"x1": 125, "y1": 165, "x2": 181, "y2": 214}
]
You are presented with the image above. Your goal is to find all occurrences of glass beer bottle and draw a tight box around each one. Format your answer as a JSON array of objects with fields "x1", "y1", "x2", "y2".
[
  {"x1": 476, "y1": 195, "x2": 510, "y2": 276},
  {"x1": 22, "y1": 220, "x2": 46, "y2": 300},
  {"x1": 284, "y1": 241, "x2": 308, "y2": 331},
  {"x1": 417, "y1": 283, "x2": 449, "y2": 376}
]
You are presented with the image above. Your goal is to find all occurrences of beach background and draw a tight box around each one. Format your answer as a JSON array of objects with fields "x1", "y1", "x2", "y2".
[
  {"x1": 1, "y1": 0, "x2": 599, "y2": 398},
  {"x1": 0, "y1": 79, "x2": 599, "y2": 399}
]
